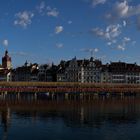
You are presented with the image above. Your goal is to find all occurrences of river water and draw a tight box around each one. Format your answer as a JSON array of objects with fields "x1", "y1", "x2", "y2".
[{"x1": 0, "y1": 94, "x2": 140, "y2": 140}]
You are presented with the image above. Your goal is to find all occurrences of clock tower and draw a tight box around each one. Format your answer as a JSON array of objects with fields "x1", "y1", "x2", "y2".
[{"x1": 2, "y1": 50, "x2": 12, "y2": 69}]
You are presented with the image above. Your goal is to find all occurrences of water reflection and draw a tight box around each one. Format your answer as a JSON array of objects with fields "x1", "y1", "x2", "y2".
[{"x1": 0, "y1": 94, "x2": 140, "y2": 140}]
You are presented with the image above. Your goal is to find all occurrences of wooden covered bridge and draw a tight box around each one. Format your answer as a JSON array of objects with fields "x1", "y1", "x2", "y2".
[{"x1": 0, "y1": 82, "x2": 139, "y2": 94}]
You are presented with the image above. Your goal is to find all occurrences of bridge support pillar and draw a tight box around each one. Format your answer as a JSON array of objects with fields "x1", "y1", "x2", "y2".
[
  {"x1": 4, "y1": 91, "x2": 7, "y2": 95},
  {"x1": 88, "y1": 94, "x2": 91, "y2": 101},
  {"x1": 1, "y1": 92, "x2": 7, "y2": 100},
  {"x1": 120, "y1": 92, "x2": 124, "y2": 98},
  {"x1": 94, "y1": 93, "x2": 99, "y2": 99},
  {"x1": 1, "y1": 92, "x2": 3, "y2": 99},
  {"x1": 2, "y1": 92, "x2": 6, "y2": 100},
  {"x1": 74, "y1": 94, "x2": 77, "y2": 100},
  {"x1": 80, "y1": 93, "x2": 83, "y2": 100},
  {"x1": 51, "y1": 93, "x2": 54, "y2": 100},
  {"x1": 65, "y1": 93, "x2": 69, "y2": 100},
  {"x1": 34, "y1": 92, "x2": 37, "y2": 100},
  {"x1": 107, "y1": 93, "x2": 110, "y2": 98},
  {"x1": 16, "y1": 92, "x2": 20, "y2": 100}
]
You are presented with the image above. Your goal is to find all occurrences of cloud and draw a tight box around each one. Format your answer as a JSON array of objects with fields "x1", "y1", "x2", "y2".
[
  {"x1": 117, "y1": 45, "x2": 125, "y2": 51},
  {"x1": 106, "y1": 1, "x2": 140, "y2": 21},
  {"x1": 14, "y1": 11, "x2": 34, "y2": 28},
  {"x1": 36, "y1": 1, "x2": 46, "y2": 14},
  {"x1": 107, "y1": 42, "x2": 112, "y2": 46},
  {"x1": 124, "y1": 37, "x2": 131, "y2": 42},
  {"x1": 81, "y1": 48, "x2": 99, "y2": 53},
  {"x1": 90, "y1": 24, "x2": 134, "y2": 51},
  {"x1": 56, "y1": 43, "x2": 64, "y2": 48},
  {"x1": 91, "y1": 28, "x2": 104, "y2": 37},
  {"x1": 80, "y1": 48, "x2": 99, "y2": 58},
  {"x1": 107, "y1": 40, "x2": 117, "y2": 46},
  {"x1": 116, "y1": 37, "x2": 131, "y2": 51},
  {"x1": 55, "y1": 26, "x2": 63, "y2": 34},
  {"x1": 106, "y1": 24, "x2": 121, "y2": 39},
  {"x1": 114, "y1": 0, "x2": 129, "y2": 18},
  {"x1": 47, "y1": 6, "x2": 59, "y2": 17},
  {"x1": 36, "y1": 2, "x2": 59, "y2": 17},
  {"x1": 3, "y1": 39, "x2": 8, "y2": 47},
  {"x1": 123, "y1": 20, "x2": 127, "y2": 27},
  {"x1": 92, "y1": 0, "x2": 107, "y2": 7},
  {"x1": 68, "y1": 20, "x2": 72, "y2": 24},
  {"x1": 91, "y1": 24, "x2": 121, "y2": 41},
  {"x1": 94, "y1": 48, "x2": 99, "y2": 52}
]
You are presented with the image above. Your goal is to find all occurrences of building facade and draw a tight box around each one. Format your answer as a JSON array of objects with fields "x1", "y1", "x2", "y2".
[
  {"x1": 10, "y1": 55, "x2": 140, "y2": 84},
  {"x1": 38, "y1": 64, "x2": 58, "y2": 82},
  {"x1": 57, "y1": 58, "x2": 140, "y2": 84},
  {"x1": 57, "y1": 57, "x2": 102, "y2": 83},
  {"x1": 80, "y1": 58, "x2": 102, "y2": 83},
  {"x1": 101, "y1": 62, "x2": 140, "y2": 84},
  {"x1": 13, "y1": 62, "x2": 39, "y2": 81}
]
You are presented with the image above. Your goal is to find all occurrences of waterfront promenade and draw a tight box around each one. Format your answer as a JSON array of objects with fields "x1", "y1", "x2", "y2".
[{"x1": 0, "y1": 82, "x2": 139, "y2": 94}]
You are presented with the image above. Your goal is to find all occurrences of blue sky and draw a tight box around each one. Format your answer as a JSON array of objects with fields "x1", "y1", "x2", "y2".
[{"x1": 0, "y1": 0, "x2": 140, "y2": 67}]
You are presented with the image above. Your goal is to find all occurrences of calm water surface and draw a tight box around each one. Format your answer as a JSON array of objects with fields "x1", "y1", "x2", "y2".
[{"x1": 0, "y1": 95, "x2": 140, "y2": 140}]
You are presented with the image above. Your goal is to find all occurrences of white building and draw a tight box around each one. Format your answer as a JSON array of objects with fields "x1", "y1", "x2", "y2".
[
  {"x1": 80, "y1": 58, "x2": 102, "y2": 83},
  {"x1": 57, "y1": 57, "x2": 102, "y2": 83}
]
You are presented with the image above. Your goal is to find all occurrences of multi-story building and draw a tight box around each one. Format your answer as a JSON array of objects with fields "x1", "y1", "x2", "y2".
[
  {"x1": 108, "y1": 62, "x2": 126, "y2": 83},
  {"x1": 57, "y1": 57, "x2": 102, "y2": 83},
  {"x1": 125, "y1": 63, "x2": 140, "y2": 84},
  {"x1": 10, "y1": 54, "x2": 140, "y2": 84},
  {"x1": 57, "y1": 60, "x2": 68, "y2": 82},
  {"x1": 101, "y1": 64, "x2": 110, "y2": 83},
  {"x1": 101, "y1": 62, "x2": 140, "y2": 84},
  {"x1": 13, "y1": 61, "x2": 39, "y2": 81},
  {"x1": 30, "y1": 64, "x2": 39, "y2": 81},
  {"x1": 38, "y1": 64, "x2": 58, "y2": 82},
  {"x1": 80, "y1": 57, "x2": 102, "y2": 83},
  {"x1": 38, "y1": 64, "x2": 49, "y2": 81},
  {"x1": 65, "y1": 57, "x2": 82, "y2": 82},
  {"x1": 57, "y1": 58, "x2": 140, "y2": 84}
]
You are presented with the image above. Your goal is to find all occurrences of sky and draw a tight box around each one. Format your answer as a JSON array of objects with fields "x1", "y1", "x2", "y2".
[{"x1": 0, "y1": 0, "x2": 140, "y2": 67}]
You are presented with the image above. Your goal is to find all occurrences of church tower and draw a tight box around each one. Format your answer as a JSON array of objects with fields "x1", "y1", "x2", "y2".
[{"x1": 2, "y1": 50, "x2": 12, "y2": 69}]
